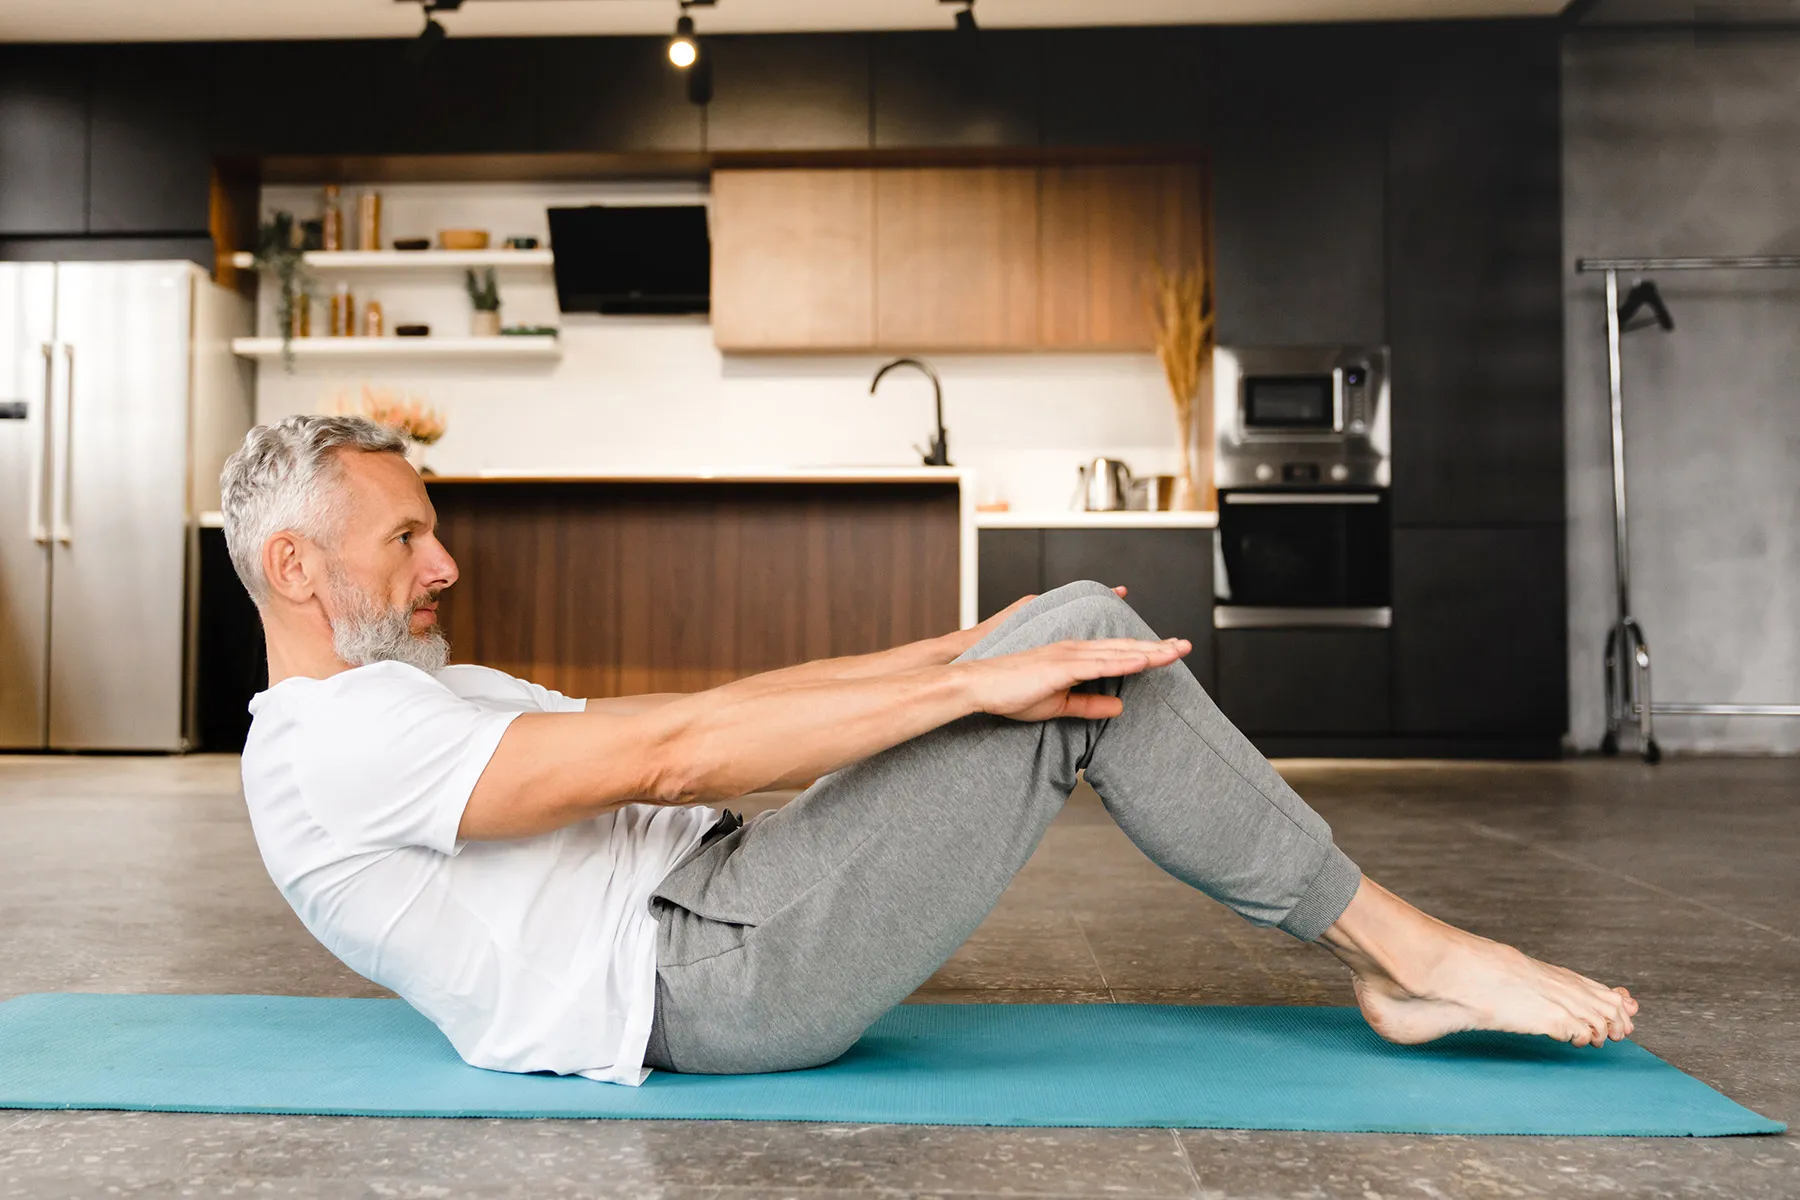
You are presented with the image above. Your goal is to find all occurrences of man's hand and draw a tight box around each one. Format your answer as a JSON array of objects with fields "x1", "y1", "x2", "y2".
[
  {"x1": 941, "y1": 585, "x2": 1131, "y2": 660},
  {"x1": 956, "y1": 636, "x2": 1190, "y2": 722}
]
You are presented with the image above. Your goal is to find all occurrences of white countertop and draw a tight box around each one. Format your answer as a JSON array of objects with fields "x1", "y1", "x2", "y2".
[
  {"x1": 197, "y1": 497, "x2": 1219, "y2": 531},
  {"x1": 975, "y1": 510, "x2": 1217, "y2": 529},
  {"x1": 426, "y1": 466, "x2": 972, "y2": 485}
]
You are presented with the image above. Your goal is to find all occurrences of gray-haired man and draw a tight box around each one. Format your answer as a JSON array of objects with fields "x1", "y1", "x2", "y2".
[{"x1": 223, "y1": 414, "x2": 1636, "y2": 1085}]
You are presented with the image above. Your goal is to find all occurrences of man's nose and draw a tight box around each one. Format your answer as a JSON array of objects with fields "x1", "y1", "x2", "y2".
[{"x1": 424, "y1": 538, "x2": 459, "y2": 590}]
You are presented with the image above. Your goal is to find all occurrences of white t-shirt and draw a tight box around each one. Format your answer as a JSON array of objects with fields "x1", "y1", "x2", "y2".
[{"x1": 240, "y1": 661, "x2": 716, "y2": 1085}]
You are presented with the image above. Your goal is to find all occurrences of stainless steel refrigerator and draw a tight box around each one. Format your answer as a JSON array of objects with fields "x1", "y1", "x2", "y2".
[{"x1": 0, "y1": 260, "x2": 252, "y2": 751}]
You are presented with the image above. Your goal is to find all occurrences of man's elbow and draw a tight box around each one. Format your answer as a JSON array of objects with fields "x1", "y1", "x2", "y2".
[{"x1": 640, "y1": 729, "x2": 721, "y2": 807}]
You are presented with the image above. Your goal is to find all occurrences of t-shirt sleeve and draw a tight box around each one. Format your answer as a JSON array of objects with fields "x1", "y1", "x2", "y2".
[
  {"x1": 294, "y1": 664, "x2": 521, "y2": 857},
  {"x1": 433, "y1": 663, "x2": 587, "y2": 714}
]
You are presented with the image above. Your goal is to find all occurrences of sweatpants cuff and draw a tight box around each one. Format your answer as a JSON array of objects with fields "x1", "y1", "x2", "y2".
[{"x1": 1276, "y1": 844, "x2": 1363, "y2": 942}]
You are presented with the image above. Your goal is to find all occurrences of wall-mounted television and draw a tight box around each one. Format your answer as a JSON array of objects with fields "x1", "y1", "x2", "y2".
[{"x1": 547, "y1": 204, "x2": 710, "y2": 315}]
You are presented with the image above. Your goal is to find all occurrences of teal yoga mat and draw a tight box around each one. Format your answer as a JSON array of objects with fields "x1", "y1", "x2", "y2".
[{"x1": 0, "y1": 994, "x2": 1781, "y2": 1136}]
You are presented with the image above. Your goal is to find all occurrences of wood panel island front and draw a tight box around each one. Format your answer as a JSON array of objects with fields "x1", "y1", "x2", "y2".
[{"x1": 422, "y1": 469, "x2": 974, "y2": 699}]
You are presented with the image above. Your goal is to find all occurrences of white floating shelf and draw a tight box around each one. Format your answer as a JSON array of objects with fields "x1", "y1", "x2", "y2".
[
  {"x1": 231, "y1": 336, "x2": 562, "y2": 362},
  {"x1": 228, "y1": 249, "x2": 554, "y2": 271}
]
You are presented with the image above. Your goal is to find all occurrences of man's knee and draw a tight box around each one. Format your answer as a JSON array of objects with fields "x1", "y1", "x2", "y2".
[
  {"x1": 1042, "y1": 583, "x2": 1157, "y2": 641},
  {"x1": 1040, "y1": 579, "x2": 1116, "y2": 605}
]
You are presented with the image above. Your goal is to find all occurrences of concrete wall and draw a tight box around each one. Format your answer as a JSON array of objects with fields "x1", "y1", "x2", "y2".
[{"x1": 1563, "y1": 30, "x2": 1800, "y2": 753}]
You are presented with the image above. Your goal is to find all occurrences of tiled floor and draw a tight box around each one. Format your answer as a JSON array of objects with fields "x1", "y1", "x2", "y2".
[{"x1": 1, "y1": 754, "x2": 1795, "y2": 1198}]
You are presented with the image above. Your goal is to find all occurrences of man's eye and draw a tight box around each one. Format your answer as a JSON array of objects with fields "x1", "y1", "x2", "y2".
[{"x1": 398, "y1": 532, "x2": 412, "y2": 545}]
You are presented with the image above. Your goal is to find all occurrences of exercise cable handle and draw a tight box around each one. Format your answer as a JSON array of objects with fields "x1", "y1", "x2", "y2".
[{"x1": 1575, "y1": 255, "x2": 1800, "y2": 764}]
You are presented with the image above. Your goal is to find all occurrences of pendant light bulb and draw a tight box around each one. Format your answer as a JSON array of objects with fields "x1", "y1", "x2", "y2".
[{"x1": 669, "y1": 14, "x2": 698, "y2": 68}]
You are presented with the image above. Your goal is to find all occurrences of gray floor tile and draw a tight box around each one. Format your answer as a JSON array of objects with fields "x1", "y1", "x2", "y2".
[{"x1": 1, "y1": 754, "x2": 1795, "y2": 1199}]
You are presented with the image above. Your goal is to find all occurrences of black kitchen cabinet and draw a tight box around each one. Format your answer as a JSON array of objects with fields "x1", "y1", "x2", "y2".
[
  {"x1": 1043, "y1": 528, "x2": 1215, "y2": 692},
  {"x1": 977, "y1": 527, "x2": 1215, "y2": 691},
  {"x1": 873, "y1": 31, "x2": 1041, "y2": 150},
  {"x1": 1392, "y1": 526, "x2": 1566, "y2": 736},
  {"x1": 1038, "y1": 27, "x2": 1208, "y2": 149},
  {"x1": 214, "y1": 39, "x2": 545, "y2": 157},
  {"x1": 385, "y1": 39, "x2": 543, "y2": 155},
  {"x1": 212, "y1": 40, "x2": 411, "y2": 155},
  {"x1": 195, "y1": 527, "x2": 266, "y2": 753},
  {"x1": 0, "y1": 47, "x2": 90, "y2": 235},
  {"x1": 1215, "y1": 629, "x2": 1391, "y2": 735},
  {"x1": 1386, "y1": 23, "x2": 1563, "y2": 527},
  {"x1": 706, "y1": 35, "x2": 872, "y2": 152},
  {"x1": 1208, "y1": 26, "x2": 1387, "y2": 346},
  {"x1": 88, "y1": 45, "x2": 213, "y2": 234},
  {"x1": 538, "y1": 38, "x2": 704, "y2": 154},
  {"x1": 977, "y1": 530, "x2": 1043, "y2": 625}
]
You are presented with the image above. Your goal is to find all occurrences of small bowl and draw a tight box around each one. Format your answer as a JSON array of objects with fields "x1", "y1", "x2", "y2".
[
  {"x1": 392, "y1": 238, "x2": 430, "y2": 252},
  {"x1": 437, "y1": 229, "x2": 490, "y2": 251},
  {"x1": 395, "y1": 324, "x2": 431, "y2": 338}
]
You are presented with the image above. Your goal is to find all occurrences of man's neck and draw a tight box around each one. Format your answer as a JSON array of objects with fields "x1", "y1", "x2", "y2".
[{"x1": 262, "y1": 609, "x2": 353, "y2": 688}]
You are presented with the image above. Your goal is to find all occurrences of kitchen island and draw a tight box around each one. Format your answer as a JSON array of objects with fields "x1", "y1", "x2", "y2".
[{"x1": 422, "y1": 468, "x2": 973, "y2": 699}]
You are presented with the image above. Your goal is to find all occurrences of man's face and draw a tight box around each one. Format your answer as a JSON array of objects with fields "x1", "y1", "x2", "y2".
[{"x1": 318, "y1": 449, "x2": 459, "y2": 671}]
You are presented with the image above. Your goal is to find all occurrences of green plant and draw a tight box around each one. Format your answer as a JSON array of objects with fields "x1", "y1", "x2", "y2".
[
  {"x1": 465, "y1": 267, "x2": 501, "y2": 312},
  {"x1": 251, "y1": 211, "x2": 316, "y2": 371}
]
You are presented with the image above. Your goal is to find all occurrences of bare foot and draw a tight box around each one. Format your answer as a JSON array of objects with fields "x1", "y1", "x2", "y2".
[{"x1": 1320, "y1": 877, "x2": 1640, "y2": 1048}]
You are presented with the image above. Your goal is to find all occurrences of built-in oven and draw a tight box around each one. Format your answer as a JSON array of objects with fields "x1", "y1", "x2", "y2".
[
  {"x1": 1212, "y1": 345, "x2": 1392, "y2": 629},
  {"x1": 1213, "y1": 492, "x2": 1391, "y2": 627}
]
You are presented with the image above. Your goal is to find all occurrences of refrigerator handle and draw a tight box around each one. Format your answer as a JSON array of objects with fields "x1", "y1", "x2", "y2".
[
  {"x1": 28, "y1": 342, "x2": 53, "y2": 544},
  {"x1": 52, "y1": 342, "x2": 74, "y2": 545}
]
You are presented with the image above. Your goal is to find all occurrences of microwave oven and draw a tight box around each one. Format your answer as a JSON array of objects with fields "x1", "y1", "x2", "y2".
[{"x1": 1213, "y1": 345, "x2": 1390, "y2": 491}]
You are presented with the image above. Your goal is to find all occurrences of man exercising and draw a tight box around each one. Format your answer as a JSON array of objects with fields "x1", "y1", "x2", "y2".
[{"x1": 225, "y1": 415, "x2": 1637, "y2": 1085}]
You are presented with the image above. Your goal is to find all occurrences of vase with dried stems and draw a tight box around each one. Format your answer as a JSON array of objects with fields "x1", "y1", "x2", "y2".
[
  {"x1": 336, "y1": 385, "x2": 448, "y2": 474},
  {"x1": 1151, "y1": 266, "x2": 1217, "y2": 512}
]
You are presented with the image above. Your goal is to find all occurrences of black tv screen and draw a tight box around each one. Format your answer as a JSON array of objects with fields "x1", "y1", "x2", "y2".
[{"x1": 548, "y1": 204, "x2": 710, "y2": 314}]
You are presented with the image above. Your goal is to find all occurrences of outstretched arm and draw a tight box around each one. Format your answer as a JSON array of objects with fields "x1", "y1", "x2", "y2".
[
  {"x1": 459, "y1": 628, "x2": 1187, "y2": 841},
  {"x1": 578, "y1": 589, "x2": 1117, "y2": 715}
]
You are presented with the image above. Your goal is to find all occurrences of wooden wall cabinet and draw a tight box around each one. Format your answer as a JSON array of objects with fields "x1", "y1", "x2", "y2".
[
  {"x1": 712, "y1": 161, "x2": 1205, "y2": 353},
  {"x1": 710, "y1": 169, "x2": 876, "y2": 350},
  {"x1": 874, "y1": 166, "x2": 1040, "y2": 349},
  {"x1": 1038, "y1": 162, "x2": 1206, "y2": 349}
]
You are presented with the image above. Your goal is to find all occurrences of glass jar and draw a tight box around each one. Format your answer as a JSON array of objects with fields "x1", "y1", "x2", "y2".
[
  {"x1": 320, "y1": 184, "x2": 343, "y2": 252},
  {"x1": 329, "y1": 282, "x2": 354, "y2": 337},
  {"x1": 357, "y1": 191, "x2": 382, "y2": 252}
]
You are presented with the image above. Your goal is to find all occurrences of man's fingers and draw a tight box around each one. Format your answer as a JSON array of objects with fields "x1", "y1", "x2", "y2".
[
  {"x1": 1060, "y1": 691, "x2": 1125, "y2": 720},
  {"x1": 1060, "y1": 637, "x2": 1191, "y2": 655}
]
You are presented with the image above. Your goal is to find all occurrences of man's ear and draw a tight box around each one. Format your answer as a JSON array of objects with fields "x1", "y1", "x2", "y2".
[{"x1": 263, "y1": 531, "x2": 319, "y2": 605}]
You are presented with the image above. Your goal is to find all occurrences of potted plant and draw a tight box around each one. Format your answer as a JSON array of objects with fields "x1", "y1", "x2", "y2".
[
  {"x1": 251, "y1": 211, "x2": 317, "y2": 371},
  {"x1": 465, "y1": 267, "x2": 501, "y2": 336}
]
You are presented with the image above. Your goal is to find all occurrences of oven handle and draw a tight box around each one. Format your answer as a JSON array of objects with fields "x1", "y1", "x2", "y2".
[
  {"x1": 1214, "y1": 606, "x2": 1393, "y2": 629},
  {"x1": 1223, "y1": 492, "x2": 1382, "y2": 505}
]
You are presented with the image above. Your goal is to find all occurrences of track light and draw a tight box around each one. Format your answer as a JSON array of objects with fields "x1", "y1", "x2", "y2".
[
  {"x1": 941, "y1": 0, "x2": 977, "y2": 34},
  {"x1": 410, "y1": 0, "x2": 460, "y2": 62},
  {"x1": 668, "y1": 14, "x2": 697, "y2": 67}
]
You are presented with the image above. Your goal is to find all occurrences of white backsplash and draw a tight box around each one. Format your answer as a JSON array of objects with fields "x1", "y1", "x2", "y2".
[{"x1": 252, "y1": 181, "x2": 1188, "y2": 514}]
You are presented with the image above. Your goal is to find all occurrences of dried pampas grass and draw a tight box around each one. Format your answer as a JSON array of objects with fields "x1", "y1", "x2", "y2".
[{"x1": 1150, "y1": 265, "x2": 1216, "y2": 510}]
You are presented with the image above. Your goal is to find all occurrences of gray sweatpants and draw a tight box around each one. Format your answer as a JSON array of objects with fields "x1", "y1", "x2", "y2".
[{"x1": 643, "y1": 580, "x2": 1363, "y2": 1074}]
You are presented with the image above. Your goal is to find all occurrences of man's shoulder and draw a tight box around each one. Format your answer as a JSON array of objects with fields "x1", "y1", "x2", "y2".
[
  {"x1": 432, "y1": 664, "x2": 582, "y2": 713},
  {"x1": 253, "y1": 661, "x2": 449, "y2": 716}
]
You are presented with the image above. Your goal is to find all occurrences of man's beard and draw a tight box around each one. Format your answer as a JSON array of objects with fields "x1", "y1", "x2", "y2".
[{"x1": 327, "y1": 567, "x2": 449, "y2": 673}]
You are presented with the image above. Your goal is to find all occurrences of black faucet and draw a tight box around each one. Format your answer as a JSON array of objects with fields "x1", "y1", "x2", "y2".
[{"x1": 870, "y1": 357, "x2": 949, "y2": 467}]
